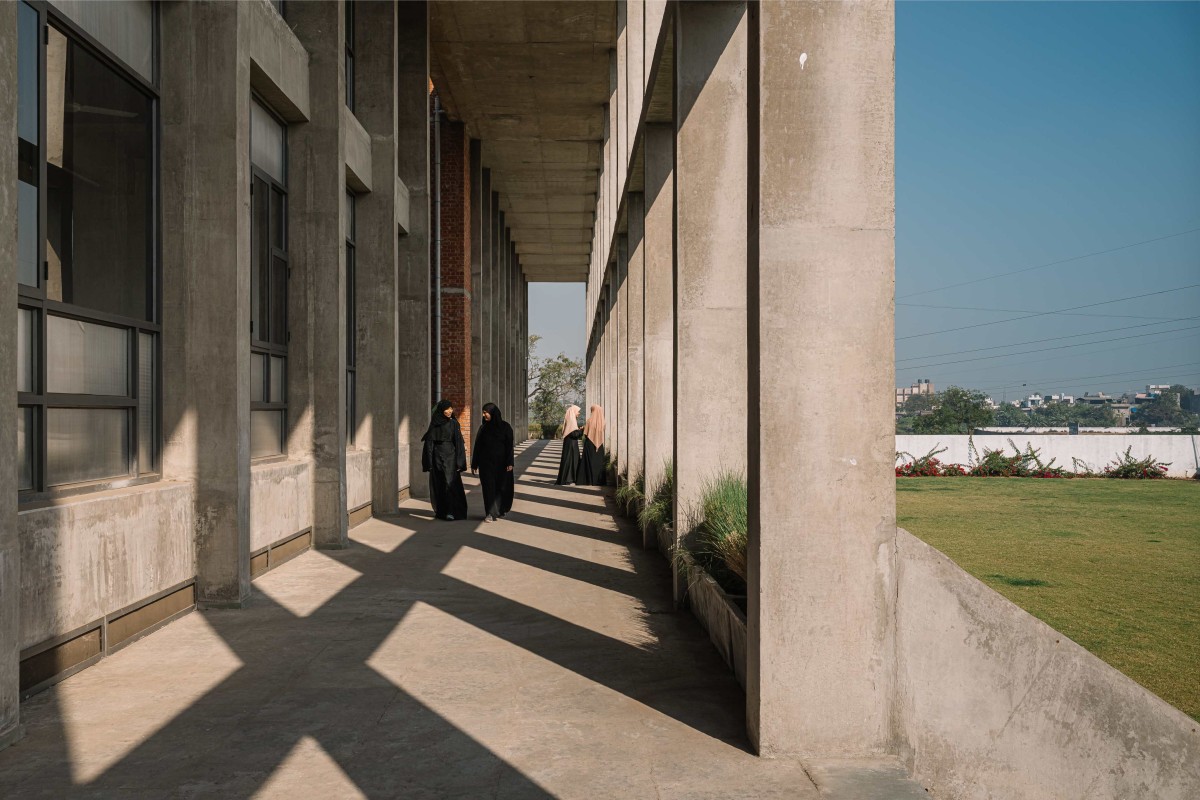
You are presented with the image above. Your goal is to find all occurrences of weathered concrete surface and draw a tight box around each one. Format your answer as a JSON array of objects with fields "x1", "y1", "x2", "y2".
[
  {"x1": 345, "y1": 450, "x2": 373, "y2": 513},
  {"x1": 18, "y1": 483, "x2": 195, "y2": 650},
  {"x1": 0, "y1": 0, "x2": 22, "y2": 746},
  {"x1": 396, "y1": 0, "x2": 431, "y2": 498},
  {"x1": 625, "y1": 195, "x2": 646, "y2": 486},
  {"x1": 160, "y1": 1, "x2": 252, "y2": 607},
  {"x1": 894, "y1": 529, "x2": 1200, "y2": 799},
  {"x1": 245, "y1": 0, "x2": 310, "y2": 122},
  {"x1": 342, "y1": 106, "x2": 373, "y2": 193},
  {"x1": 616, "y1": 234, "x2": 629, "y2": 477},
  {"x1": 673, "y1": 0, "x2": 749, "y2": 542},
  {"x1": 250, "y1": 461, "x2": 314, "y2": 554},
  {"x1": 897, "y1": 433, "x2": 1200, "y2": 479},
  {"x1": 0, "y1": 442, "x2": 826, "y2": 798},
  {"x1": 642, "y1": 124, "x2": 674, "y2": 553},
  {"x1": 288, "y1": 0, "x2": 349, "y2": 550},
  {"x1": 355, "y1": 0, "x2": 402, "y2": 516},
  {"x1": 746, "y1": 0, "x2": 897, "y2": 758}
]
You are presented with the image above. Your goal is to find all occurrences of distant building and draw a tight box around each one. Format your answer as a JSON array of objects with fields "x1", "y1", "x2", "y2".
[{"x1": 896, "y1": 378, "x2": 935, "y2": 407}]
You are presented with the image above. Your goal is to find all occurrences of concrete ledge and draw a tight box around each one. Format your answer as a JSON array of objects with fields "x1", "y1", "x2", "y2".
[
  {"x1": 681, "y1": 553, "x2": 746, "y2": 689},
  {"x1": 250, "y1": 459, "x2": 314, "y2": 554},
  {"x1": 246, "y1": 0, "x2": 310, "y2": 122},
  {"x1": 18, "y1": 481, "x2": 194, "y2": 651},
  {"x1": 0, "y1": 723, "x2": 24, "y2": 754},
  {"x1": 343, "y1": 106, "x2": 373, "y2": 192},
  {"x1": 894, "y1": 528, "x2": 1200, "y2": 799},
  {"x1": 396, "y1": 175, "x2": 411, "y2": 234}
]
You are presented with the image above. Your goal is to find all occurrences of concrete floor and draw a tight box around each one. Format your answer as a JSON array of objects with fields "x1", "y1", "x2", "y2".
[{"x1": 0, "y1": 441, "x2": 926, "y2": 799}]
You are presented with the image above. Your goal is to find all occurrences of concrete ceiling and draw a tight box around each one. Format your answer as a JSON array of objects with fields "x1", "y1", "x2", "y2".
[{"x1": 430, "y1": 1, "x2": 616, "y2": 283}]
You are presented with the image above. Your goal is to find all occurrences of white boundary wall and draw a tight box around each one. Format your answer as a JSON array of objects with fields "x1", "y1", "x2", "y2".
[{"x1": 896, "y1": 434, "x2": 1200, "y2": 479}]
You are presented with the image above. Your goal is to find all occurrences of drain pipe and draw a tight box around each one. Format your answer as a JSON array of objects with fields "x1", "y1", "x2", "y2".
[{"x1": 432, "y1": 94, "x2": 444, "y2": 400}]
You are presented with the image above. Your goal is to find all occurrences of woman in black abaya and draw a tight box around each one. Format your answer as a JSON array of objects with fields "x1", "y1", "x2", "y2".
[
  {"x1": 421, "y1": 400, "x2": 468, "y2": 521},
  {"x1": 472, "y1": 402, "x2": 514, "y2": 521},
  {"x1": 578, "y1": 404, "x2": 607, "y2": 486},
  {"x1": 556, "y1": 404, "x2": 583, "y2": 485}
]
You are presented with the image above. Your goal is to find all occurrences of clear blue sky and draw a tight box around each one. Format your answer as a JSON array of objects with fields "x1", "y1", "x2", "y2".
[{"x1": 530, "y1": 1, "x2": 1200, "y2": 401}]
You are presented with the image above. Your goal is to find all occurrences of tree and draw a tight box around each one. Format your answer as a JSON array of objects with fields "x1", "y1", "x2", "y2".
[
  {"x1": 912, "y1": 386, "x2": 994, "y2": 434},
  {"x1": 1135, "y1": 386, "x2": 1200, "y2": 428},
  {"x1": 526, "y1": 335, "x2": 586, "y2": 429},
  {"x1": 992, "y1": 403, "x2": 1030, "y2": 427}
]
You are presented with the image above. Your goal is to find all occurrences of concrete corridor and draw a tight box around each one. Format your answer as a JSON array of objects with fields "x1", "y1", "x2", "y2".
[{"x1": 0, "y1": 441, "x2": 921, "y2": 799}]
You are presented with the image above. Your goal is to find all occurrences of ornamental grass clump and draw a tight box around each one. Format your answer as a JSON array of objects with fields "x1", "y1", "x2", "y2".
[
  {"x1": 1102, "y1": 447, "x2": 1170, "y2": 479},
  {"x1": 693, "y1": 471, "x2": 748, "y2": 589},
  {"x1": 638, "y1": 461, "x2": 674, "y2": 536},
  {"x1": 615, "y1": 470, "x2": 645, "y2": 516}
]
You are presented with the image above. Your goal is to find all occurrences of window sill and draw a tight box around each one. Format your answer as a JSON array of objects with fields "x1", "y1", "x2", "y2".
[{"x1": 18, "y1": 476, "x2": 187, "y2": 514}]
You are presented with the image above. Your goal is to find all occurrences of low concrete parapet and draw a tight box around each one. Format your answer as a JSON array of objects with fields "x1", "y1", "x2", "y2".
[
  {"x1": 896, "y1": 433, "x2": 1200, "y2": 478},
  {"x1": 680, "y1": 552, "x2": 747, "y2": 689},
  {"x1": 893, "y1": 528, "x2": 1200, "y2": 799},
  {"x1": 250, "y1": 459, "x2": 314, "y2": 554}
]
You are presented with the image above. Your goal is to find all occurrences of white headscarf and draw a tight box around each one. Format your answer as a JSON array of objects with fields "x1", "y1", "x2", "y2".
[{"x1": 562, "y1": 405, "x2": 581, "y2": 438}]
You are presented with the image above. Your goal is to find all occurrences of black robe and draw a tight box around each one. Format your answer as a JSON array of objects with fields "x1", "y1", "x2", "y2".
[
  {"x1": 556, "y1": 430, "x2": 582, "y2": 485},
  {"x1": 422, "y1": 413, "x2": 468, "y2": 520},
  {"x1": 579, "y1": 436, "x2": 606, "y2": 486},
  {"x1": 472, "y1": 417, "x2": 514, "y2": 518}
]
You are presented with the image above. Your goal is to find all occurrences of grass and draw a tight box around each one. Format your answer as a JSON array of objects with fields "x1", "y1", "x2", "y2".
[{"x1": 898, "y1": 478, "x2": 1200, "y2": 720}]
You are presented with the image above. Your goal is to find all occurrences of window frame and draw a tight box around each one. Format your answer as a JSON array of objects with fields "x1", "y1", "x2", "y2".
[
  {"x1": 17, "y1": 1, "x2": 162, "y2": 501},
  {"x1": 345, "y1": 189, "x2": 356, "y2": 447},
  {"x1": 249, "y1": 96, "x2": 290, "y2": 460}
]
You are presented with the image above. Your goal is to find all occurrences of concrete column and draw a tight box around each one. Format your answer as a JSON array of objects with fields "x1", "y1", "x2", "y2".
[
  {"x1": 626, "y1": 194, "x2": 646, "y2": 491},
  {"x1": 470, "y1": 143, "x2": 484, "y2": 438},
  {"x1": 616, "y1": 235, "x2": 629, "y2": 479},
  {"x1": 643, "y1": 124, "x2": 674, "y2": 553},
  {"x1": 0, "y1": 0, "x2": 22, "y2": 749},
  {"x1": 288, "y1": 0, "x2": 348, "y2": 548},
  {"x1": 627, "y1": 0, "x2": 645, "y2": 162},
  {"x1": 479, "y1": 172, "x2": 492, "y2": 411},
  {"x1": 492, "y1": 208, "x2": 504, "y2": 409},
  {"x1": 604, "y1": 272, "x2": 616, "y2": 460},
  {"x1": 521, "y1": 277, "x2": 529, "y2": 436},
  {"x1": 672, "y1": 0, "x2": 748, "y2": 548},
  {"x1": 161, "y1": 1, "x2": 251, "y2": 607},
  {"x1": 395, "y1": 0, "x2": 430, "y2": 498},
  {"x1": 509, "y1": 241, "x2": 519, "y2": 426},
  {"x1": 746, "y1": 0, "x2": 896, "y2": 758},
  {"x1": 356, "y1": 0, "x2": 401, "y2": 515}
]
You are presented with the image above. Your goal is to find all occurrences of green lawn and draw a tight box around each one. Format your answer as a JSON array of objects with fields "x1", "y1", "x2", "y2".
[{"x1": 897, "y1": 478, "x2": 1200, "y2": 720}]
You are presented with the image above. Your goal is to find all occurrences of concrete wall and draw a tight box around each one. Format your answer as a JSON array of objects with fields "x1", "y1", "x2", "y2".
[
  {"x1": 18, "y1": 483, "x2": 195, "y2": 650},
  {"x1": 250, "y1": 461, "x2": 314, "y2": 555},
  {"x1": 896, "y1": 434, "x2": 1200, "y2": 479},
  {"x1": 346, "y1": 450, "x2": 373, "y2": 513},
  {"x1": 893, "y1": 529, "x2": 1200, "y2": 799}
]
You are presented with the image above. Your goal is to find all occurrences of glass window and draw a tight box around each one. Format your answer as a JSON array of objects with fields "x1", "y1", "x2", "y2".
[
  {"x1": 251, "y1": 352, "x2": 266, "y2": 403},
  {"x1": 18, "y1": 2, "x2": 40, "y2": 288},
  {"x1": 48, "y1": 0, "x2": 154, "y2": 83},
  {"x1": 45, "y1": 26, "x2": 154, "y2": 321},
  {"x1": 47, "y1": 407, "x2": 131, "y2": 486},
  {"x1": 251, "y1": 100, "x2": 286, "y2": 185},
  {"x1": 345, "y1": 190, "x2": 356, "y2": 446},
  {"x1": 18, "y1": 308, "x2": 35, "y2": 394},
  {"x1": 137, "y1": 331, "x2": 156, "y2": 474},
  {"x1": 46, "y1": 315, "x2": 130, "y2": 396},
  {"x1": 18, "y1": 408, "x2": 34, "y2": 491},
  {"x1": 270, "y1": 356, "x2": 285, "y2": 403},
  {"x1": 250, "y1": 410, "x2": 284, "y2": 460}
]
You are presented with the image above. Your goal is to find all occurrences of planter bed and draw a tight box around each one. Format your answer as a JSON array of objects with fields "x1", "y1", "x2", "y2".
[{"x1": 680, "y1": 552, "x2": 747, "y2": 688}]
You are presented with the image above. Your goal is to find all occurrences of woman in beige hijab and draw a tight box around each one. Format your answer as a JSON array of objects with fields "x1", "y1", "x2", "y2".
[
  {"x1": 579, "y1": 404, "x2": 607, "y2": 486},
  {"x1": 555, "y1": 404, "x2": 583, "y2": 485}
]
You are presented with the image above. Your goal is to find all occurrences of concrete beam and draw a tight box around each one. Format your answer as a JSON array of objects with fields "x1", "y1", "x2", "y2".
[
  {"x1": 746, "y1": 0, "x2": 897, "y2": 757},
  {"x1": 672, "y1": 1, "x2": 748, "y2": 552},
  {"x1": 0, "y1": 0, "x2": 22, "y2": 751},
  {"x1": 356, "y1": 0, "x2": 402, "y2": 514},
  {"x1": 287, "y1": 0, "x2": 348, "y2": 550},
  {"x1": 343, "y1": 106, "x2": 373, "y2": 193},
  {"x1": 161, "y1": 1, "x2": 251, "y2": 608},
  {"x1": 246, "y1": 0, "x2": 310, "y2": 122},
  {"x1": 396, "y1": 0, "x2": 431, "y2": 498}
]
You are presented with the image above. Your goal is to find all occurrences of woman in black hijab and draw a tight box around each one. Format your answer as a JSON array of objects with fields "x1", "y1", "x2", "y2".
[
  {"x1": 421, "y1": 400, "x2": 468, "y2": 521},
  {"x1": 471, "y1": 402, "x2": 514, "y2": 522}
]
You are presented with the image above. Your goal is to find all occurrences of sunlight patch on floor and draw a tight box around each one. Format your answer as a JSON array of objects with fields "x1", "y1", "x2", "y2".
[
  {"x1": 251, "y1": 736, "x2": 366, "y2": 800},
  {"x1": 254, "y1": 550, "x2": 362, "y2": 618},
  {"x1": 61, "y1": 613, "x2": 243, "y2": 784}
]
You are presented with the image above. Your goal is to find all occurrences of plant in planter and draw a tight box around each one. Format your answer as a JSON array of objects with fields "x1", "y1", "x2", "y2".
[
  {"x1": 615, "y1": 470, "x2": 645, "y2": 516},
  {"x1": 639, "y1": 461, "x2": 674, "y2": 541},
  {"x1": 689, "y1": 471, "x2": 748, "y2": 597}
]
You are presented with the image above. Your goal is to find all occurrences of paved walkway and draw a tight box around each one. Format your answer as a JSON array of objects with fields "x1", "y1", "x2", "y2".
[{"x1": 0, "y1": 441, "x2": 924, "y2": 799}]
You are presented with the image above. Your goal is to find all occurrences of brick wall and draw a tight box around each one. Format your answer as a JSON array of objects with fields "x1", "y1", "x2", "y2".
[{"x1": 430, "y1": 101, "x2": 474, "y2": 444}]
